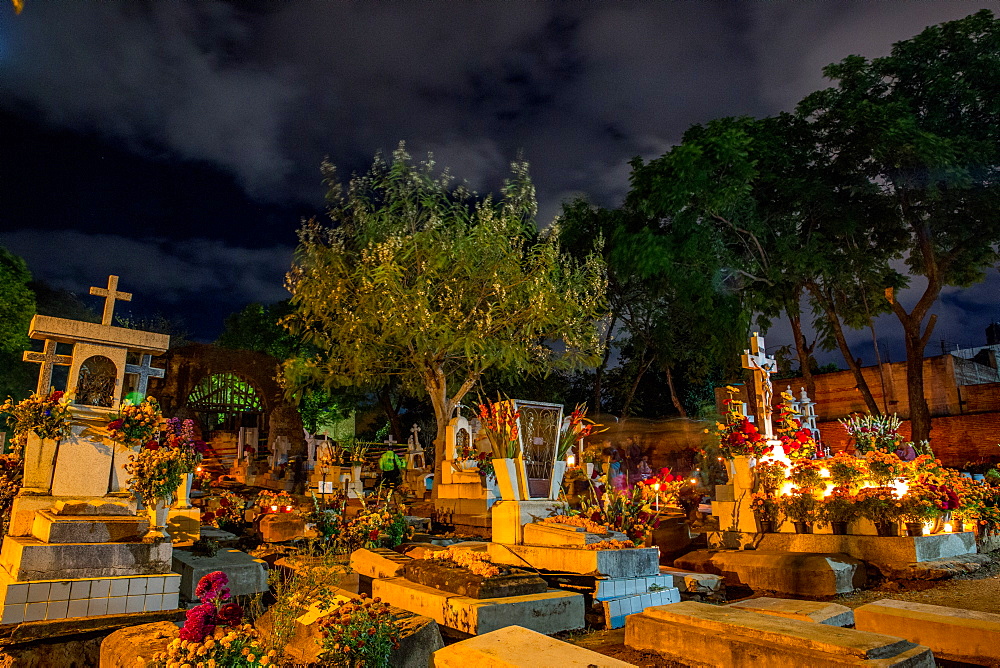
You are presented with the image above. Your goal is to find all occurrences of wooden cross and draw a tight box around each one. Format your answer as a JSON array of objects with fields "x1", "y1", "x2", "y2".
[
  {"x1": 741, "y1": 332, "x2": 777, "y2": 439},
  {"x1": 23, "y1": 339, "x2": 72, "y2": 395},
  {"x1": 90, "y1": 275, "x2": 132, "y2": 326},
  {"x1": 124, "y1": 353, "x2": 165, "y2": 397}
]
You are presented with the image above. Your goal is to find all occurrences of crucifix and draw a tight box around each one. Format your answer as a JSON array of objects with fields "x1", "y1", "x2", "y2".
[
  {"x1": 741, "y1": 332, "x2": 777, "y2": 439},
  {"x1": 23, "y1": 339, "x2": 72, "y2": 395},
  {"x1": 124, "y1": 353, "x2": 165, "y2": 397},
  {"x1": 90, "y1": 275, "x2": 132, "y2": 326}
]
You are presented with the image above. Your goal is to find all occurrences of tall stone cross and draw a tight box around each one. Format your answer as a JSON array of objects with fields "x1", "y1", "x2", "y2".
[
  {"x1": 124, "y1": 353, "x2": 165, "y2": 397},
  {"x1": 23, "y1": 339, "x2": 72, "y2": 395},
  {"x1": 90, "y1": 275, "x2": 132, "y2": 326},
  {"x1": 741, "y1": 332, "x2": 777, "y2": 439}
]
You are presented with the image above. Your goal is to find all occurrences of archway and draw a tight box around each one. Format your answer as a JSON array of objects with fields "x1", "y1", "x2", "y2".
[{"x1": 186, "y1": 372, "x2": 265, "y2": 435}]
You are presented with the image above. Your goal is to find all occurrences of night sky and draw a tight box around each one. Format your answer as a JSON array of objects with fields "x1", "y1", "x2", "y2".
[{"x1": 1, "y1": 2, "x2": 997, "y2": 364}]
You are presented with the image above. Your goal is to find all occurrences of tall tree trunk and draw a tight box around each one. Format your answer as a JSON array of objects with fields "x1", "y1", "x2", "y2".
[
  {"x1": 806, "y1": 282, "x2": 881, "y2": 415},
  {"x1": 788, "y1": 309, "x2": 816, "y2": 398},
  {"x1": 620, "y1": 355, "x2": 654, "y2": 418},
  {"x1": 664, "y1": 364, "x2": 687, "y2": 418},
  {"x1": 593, "y1": 312, "x2": 618, "y2": 412},
  {"x1": 423, "y1": 364, "x2": 480, "y2": 499},
  {"x1": 376, "y1": 387, "x2": 404, "y2": 443}
]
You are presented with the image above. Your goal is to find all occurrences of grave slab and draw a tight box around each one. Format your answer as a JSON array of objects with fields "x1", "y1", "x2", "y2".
[
  {"x1": 855, "y1": 598, "x2": 1000, "y2": 666},
  {"x1": 750, "y1": 532, "x2": 977, "y2": 569},
  {"x1": 0, "y1": 536, "x2": 172, "y2": 580},
  {"x1": 728, "y1": 597, "x2": 854, "y2": 627},
  {"x1": 487, "y1": 543, "x2": 659, "y2": 579},
  {"x1": 373, "y1": 576, "x2": 584, "y2": 636},
  {"x1": 432, "y1": 624, "x2": 637, "y2": 667},
  {"x1": 658, "y1": 566, "x2": 725, "y2": 598},
  {"x1": 626, "y1": 601, "x2": 934, "y2": 667},
  {"x1": 402, "y1": 559, "x2": 547, "y2": 599},
  {"x1": 521, "y1": 522, "x2": 626, "y2": 547},
  {"x1": 258, "y1": 514, "x2": 306, "y2": 543},
  {"x1": 171, "y1": 548, "x2": 267, "y2": 602},
  {"x1": 31, "y1": 511, "x2": 148, "y2": 544},
  {"x1": 674, "y1": 550, "x2": 865, "y2": 596},
  {"x1": 601, "y1": 587, "x2": 681, "y2": 629},
  {"x1": 350, "y1": 547, "x2": 411, "y2": 579}
]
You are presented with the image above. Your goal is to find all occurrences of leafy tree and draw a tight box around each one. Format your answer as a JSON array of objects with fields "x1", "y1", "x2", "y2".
[
  {"x1": 0, "y1": 247, "x2": 35, "y2": 401},
  {"x1": 282, "y1": 145, "x2": 606, "y2": 471},
  {"x1": 798, "y1": 9, "x2": 1000, "y2": 440}
]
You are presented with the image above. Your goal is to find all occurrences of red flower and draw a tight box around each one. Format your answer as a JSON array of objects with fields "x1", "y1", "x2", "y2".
[
  {"x1": 219, "y1": 497, "x2": 230, "y2": 508},
  {"x1": 743, "y1": 420, "x2": 758, "y2": 434},
  {"x1": 144, "y1": 441, "x2": 160, "y2": 450},
  {"x1": 108, "y1": 419, "x2": 124, "y2": 430},
  {"x1": 49, "y1": 390, "x2": 64, "y2": 401}
]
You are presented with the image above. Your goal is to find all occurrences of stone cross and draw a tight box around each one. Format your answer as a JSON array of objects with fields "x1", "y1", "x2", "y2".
[
  {"x1": 741, "y1": 332, "x2": 777, "y2": 439},
  {"x1": 124, "y1": 353, "x2": 165, "y2": 397},
  {"x1": 384, "y1": 435, "x2": 397, "y2": 447},
  {"x1": 23, "y1": 339, "x2": 72, "y2": 395},
  {"x1": 89, "y1": 275, "x2": 132, "y2": 326}
]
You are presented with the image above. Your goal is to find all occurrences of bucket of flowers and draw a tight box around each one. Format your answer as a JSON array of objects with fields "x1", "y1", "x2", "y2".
[
  {"x1": 856, "y1": 486, "x2": 903, "y2": 536},
  {"x1": 827, "y1": 451, "x2": 868, "y2": 491},
  {"x1": 715, "y1": 387, "x2": 771, "y2": 462},
  {"x1": 125, "y1": 442, "x2": 186, "y2": 541},
  {"x1": 839, "y1": 413, "x2": 903, "y2": 454},
  {"x1": 477, "y1": 396, "x2": 523, "y2": 500},
  {"x1": 579, "y1": 485, "x2": 660, "y2": 546},
  {"x1": 778, "y1": 487, "x2": 820, "y2": 534},
  {"x1": 341, "y1": 491, "x2": 411, "y2": 551},
  {"x1": 865, "y1": 450, "x2": 906, "y2": 487},
  {"x1": 201, "y1": 490, "x2": 249, "y2": 534},
  {"x1": 0, "y1": 389, "x2": 73, "y2": 452},
  {"x1": 774, "y1": 392, "x2": 817, "y2": 460},
  {"x1": 750, "y1": 491, "x2": 782, "y2": 533},
  {"x1": 818, "y1": 487, "x2": 859, "y2": 535},
  {"x1": 256, "y1": 489, "x2": 296, "y2": 514},
  {"x1": 899, "y1": 483, "x2": 941, "y2": 536}
]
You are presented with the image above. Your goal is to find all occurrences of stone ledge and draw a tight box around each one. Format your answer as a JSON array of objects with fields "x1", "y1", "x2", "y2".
[
  {"x1": 31, "y1": 511, "x2": 148, "y2": 544},
  {"x1": 487, "y1": 543, "x2": 659, "y2": 579},
  {"x1": 0, "y1": 536, "x2": 172, "y2": 581},
  {"x1": 432, "y1": 625, "x2": 637, "y2": 667},
  {"x1": 751, "y1": 531, "x2": 976, "y2": 568},
  {"x1": 350, "y1": 547, "x2": 411, "y2": 579},
  {"x1": 673, "y1": 550, "x2": 866, "y2": 597},
  {"x1": 728, "y1": 597, "x2": 854, "y2": 627}
]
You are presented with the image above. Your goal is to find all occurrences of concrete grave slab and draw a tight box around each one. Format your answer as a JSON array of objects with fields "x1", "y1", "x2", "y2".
[
  {"x1": 373, "y1": 576, "x2": 584, "y2": 636},
  {"x1": 601, "y1": 586, "x2": 681, "y2": 629},
  {"x1": 402, "y1": 559, "x2": 546, "y2": 599},
  {"x1": 751, "y1": 532, "x2": 977, "y2": 569},
  {"x1": 0, "y1": 536, "x2": 172, "y2": 580},
  {"x1": 521, "y1": 522, "x2": 626, "y2": 547},
  {"x1": 257, "y1": 514, "x2": 306, "y2": 543},
  {"x1": 350, "y1": 547, "x2": 411, "y2": 579},
  {"x1": 659, "y1": 566, "x2": 725, "y2": 597},
  {"x1": 855, "y1": 598, "x2": 1000, "y2": 666},
  {"x1": 627, "y1": 601, "x2": 934, "y2": 667},
  {"x1": 172, "y1": 548, "x2": 267, "y2": 602},
  {"x1": 674, "y1": 550, "x2": 865, "y2": 596},
  {"x1": 728, "y1": 597, "x2": 854, "y2": 627},
  {"x1": 487, "y1": 542, "x2": 659, "y2": 579},
  {"x1": 432, "y1": 624, "x2": 637, "y2": 667}
]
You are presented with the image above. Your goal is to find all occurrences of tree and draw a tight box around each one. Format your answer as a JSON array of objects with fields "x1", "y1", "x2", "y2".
[
  {"x1": 0, "y1": 247, "x2": 36, "y2": 401},
  {"x1": 799, "y1": 9, "x2": 1000, "y2": 440},
  {"x1": 282, "y1": 145, "x2": 606, "y2": 474}
]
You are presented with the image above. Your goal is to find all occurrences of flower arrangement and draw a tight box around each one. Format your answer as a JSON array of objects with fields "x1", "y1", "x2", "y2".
[
  {"x1": 778, "y1": 487, "x2": 819, "y2": 523},
  {"x1": 474, "y1": 451, "x2": 495, "y2": 480},
  {"x1": 961, "y1": 481, "x2": 1000, "y2": 536},
  {"x1": 1, "y1": 389, "x2": 73, "y2": 446},
  {"x1": 477, "y1": 396, "x2": 521, "y2": 459},
  {"x1": 826, "y1": 451, "x2": 868, "y2": 490},
  {"x1": 579, "y1": 484, "x2": 659, "y2": 545},
  {"x1": 125, "y1": 445, "x2": 186, "y2": 504},
  {"x1": 106, "y1": 396, "x2": 161, "y2": 448},
  {"x1": 428, "y1": 546, "x2": 503, "y2": 578},
  {"x1": 715, "y1": 387, "x2": 770, "y2": 460},
  {"x1": 255, "y1": 489, "x2": 295, "y2": 512},
  {"x1": 341, "y1": 491, "x2": 411, "y2": 550},
  {"x1": 318, "y1": 594, "x2": 403, "y2": 668},
  {"x1": 788, "y1": 459, "x2": 825, "y2": 492},
  {"x1": 839, "y1": 413, "x2": 903, "y2": 454},
  {"x1": 161, "y1": 417, "x2": 208, "y2": 473},
  {"x1": 0, "y1": 455, "x2": 24, "y2": 537},
  {"x1": 153, "y1": 572, "x2": 274, "y2": 668},
  {"x1": 557, "y1": 403, "x2": 604, "y2": 460},
  {"x1": 754, "y1": 459, "x2": 788, "y2": 495},
  {"x1": 818, "y1": 487, "x2": 860, "y2": 524},
  {"x1": 855, "y1": 486, "x2": 904, "y2": 525},
  {"x1": 865, "y1": 450, "x2": 905, "y2": 486},
  {"x1": 638, "y1": 468, "x2": 687, "y2": 506},
  {"x1": 899, "y1": 483, "x2": 942, "y2": 524},
  {"x1": 774, "y1": 392, "x2": 817, "y2": 459},
  {"x1": 750, "y1": 491, "x2": 782, "y2": 524},
  {"x1": 583, "y1": 539, "x2": 636, "y2": 550},
  {"x1": 201, "y1": 491, "x2": 248, "y2": 532},
  {"x1": 541, "y1": 514, "x2": 609, "y2": 535}
]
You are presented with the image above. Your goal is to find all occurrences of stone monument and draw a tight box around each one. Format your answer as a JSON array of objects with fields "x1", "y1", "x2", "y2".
[{"x1": 0, "y1": 276, "x2": 181, "y2": 624}]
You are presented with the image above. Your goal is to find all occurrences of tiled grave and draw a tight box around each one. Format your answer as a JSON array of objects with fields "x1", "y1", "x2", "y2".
[{"x1": 602, "y1": 588, "x2": 681, "y2": 629}]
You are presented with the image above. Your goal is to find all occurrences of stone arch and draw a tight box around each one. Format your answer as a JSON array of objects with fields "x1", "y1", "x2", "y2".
[{"x1": 75, "y1": 355, "x2": 117, "y2": 407}]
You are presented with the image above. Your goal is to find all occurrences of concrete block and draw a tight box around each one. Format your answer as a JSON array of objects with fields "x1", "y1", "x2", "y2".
[
  {"x1": 674, "y1": 550, "x2": 865, "y2": 597},
  {"x1": 594, "y1": 574, "x2": 674, "y2": 601},
  {"x1": 0, "y1": 536, "x2": 172, "y2": 580},
  {"x1": 432, "y1": 625, "x2": 636, "y2": 667},
  {"x1": 258, "y1": 513, "x2": 306, "y2": 543},
  {"x1": 166, "y1": 508, "x2": 200, "y2": 544},
  {"x1": 659, "y1": 566, "x2": 724, "y2": 595},
  {"x1": 349, "y1": 547, "x2": 411, "y2": 579},
  {"x1": 31, "y1": 511, "x2": 148, "y2": 543},
  {"x1": 855, "y1": 598, "x2": 1000, "y2": 666},
  {"x1": 728, "y1": 597, "x2": 854, "y2": 626},
  {"x1": 172, "y1": 548, "x2": 268, "y2": 602},
  {"x1": 491, "y1": 500, "x2": 559, "y2": 545},
  {"x1": 488, "y1": 542, "x2": 659, "y2": 579},
  {"x1": 602, "y1": 587, "x2": 681, "y2": 629},
  {"x1": 752, "y1": 532, "x2": 976, "y2": 569},
  {"x1": 373, "y1": 576, "x2": 584, "y2": 636},
  {"x1": 521, "y1": 522, "x2": 626, "y2": 547},
  {"x1": 627, "y1": 601, "x2": 934, "y2": 667}
]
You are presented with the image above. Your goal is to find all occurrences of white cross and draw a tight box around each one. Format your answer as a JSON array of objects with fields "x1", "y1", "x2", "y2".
[
  {"x1": 741, "y1": 332, "x2": 777, "y2": 439},
  {"x1": 124, "y1": 354, "x2": 165, "y2": 397},
  {"x1": 384, "y1": 435, "x2": 397, "y2": 446},
  {"x1": 90, "y1": 275, "x2": 132, "y2": 326},
  {"x1": 23, "y1": 340, "x2": 72, "y2": 395}
]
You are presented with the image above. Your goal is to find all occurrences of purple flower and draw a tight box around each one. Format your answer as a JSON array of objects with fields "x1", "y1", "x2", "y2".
[
  {"x1": 195, "y1": 571, "x2": 229, "y2": 602},
  {"x1": 179, "y1": 602, "x2": 217, "y2": 642}
]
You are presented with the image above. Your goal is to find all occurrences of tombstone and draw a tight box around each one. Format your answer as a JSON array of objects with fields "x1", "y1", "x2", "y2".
[
  {"x1": 0, "y1": 275, "x2": 181, "y2": 624},
  {"x1": 269, "y1": 435, "x2": 290, "y2": 469},
  {"x1": 741, "y1": 333, "x2": 777, "y2": 439},
  {"x1": 237, "y1": 426, "x2": 258, "y2": 462},
  {"x1": 405, "y1": 424, "x2": 426, "y2": 470},
  {"x1": 793, "y1": 386, "x2": 821, "y2": 443}
]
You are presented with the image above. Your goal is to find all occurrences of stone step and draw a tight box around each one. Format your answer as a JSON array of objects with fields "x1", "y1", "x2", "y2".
[
  {"x1": 433, "y1": 624, "x2": 637, "y2": 667},
  {"x1": 350, "y1": 547, "x2": 412, "y2": 579},
  {"x1": 522, "y1": 522, "x2": 628, "y2": 547},
  {"x1": 855, "y1": 598, "x2": 1000, "y2": 666},
  {"x1": 602, "y1": 587, "x2": 681, "y2": 629},
  {"x1": 31, "y1": 510, "x2": 149, "y2": 544},
  {"x1": 372, "y1": 576, "x2": 584, "y2": 636},
  {"x1": 487, "y1": 543, "x2": 659, "y2": 579},
  {"x1": 728, "y1": 597, "x2": 854, "y2": 626},
  {"x1": 0, "y1": 536, "x2": 172, "y2": 581},
  {"x1": 626, "y1": 601, "x2": 934, "y2": 667},
  {"x1": 594, "y1": 574, "x2": 674, "y2": 601},
  {"x1": 658, "y1": 566, "x2": 725, "y2": 598}
]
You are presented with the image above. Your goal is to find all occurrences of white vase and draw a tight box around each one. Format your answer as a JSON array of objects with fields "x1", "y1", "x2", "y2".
[
  {"x1": 172, "y1": 473, "x2": 194, "y2": 509},
  {"x1": 145, "y1": 499, "x2": 170, "y2": 542},
  {"x1": 493, "y1": 458, "x2": 522, "y2": 501},
  {"x1": 352, "y1": 465, "x2": 363, "y2": 482},
  {"x1": 460, "y1": 459, "x2": 478, "y2": 471},
  {"x1": 548, "y1": 461, "x2": 568, "y2": 500},
  {"x1": 585, "y1": 463, "x2": 595, "y2": 478}
]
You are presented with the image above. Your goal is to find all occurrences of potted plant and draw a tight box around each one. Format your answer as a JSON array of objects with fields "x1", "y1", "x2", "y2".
[
  {"x1": 754, "y1": 459, "x2": 788, "y2": 496},
  {"x1": 318, "y1": 594, "x2": 404, "y2": 668},
  {"x1": 774, "y1": 392, "x2": 818, "y2": 460},
  {"x1": 556, "y1": 404, "x2": 603, "y2": 498},
  {"x1": 826, "y1": 451, "x2": 868, "y2": 491},
  {"x1": 839, "y1": 413, "x2": 903, "y2": 454},
  {"x1": 779, "y1": 487, "x2": 819, "y2": 534},
  {"x1": 899, "y1": 486, "x2": 939, "y2": 536},
  {"x1": 125, "y1": 443, "x2": 186, "y2": 541},
  {"x1": 715, "y1": 388, "x2": 772, "y2": 480},
  {"x1": 1, "y1": 389, "x2": 73, "y2": 455},
  {"x1": 161, "y1": 417, "x2": 208, "y2": 509},
  {"x1": 856, "y1": 486, "x2": 903, "y2": 536},
  {"x1": 818, "y1": 487, "x2": 859, "y2": 534},
  {"x1": 750, "y1": 491, "x2": 782, "y2": 533},
  {"x1": 477, "y1": 397, "x2": 524, "y2": 500}
]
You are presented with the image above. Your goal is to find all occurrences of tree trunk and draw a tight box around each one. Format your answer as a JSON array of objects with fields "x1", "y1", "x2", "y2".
[
  {"x1": 376, "y1": 387, "x2": 404, "y2": 443},
  {"x1": 901, "y1": 326, "x2": 932, "y2": 442},
  {"x1": 807, "y1": 282, "x2": 881, "y2": 415},
  {"x1": 664, "y1": 364, "x2": 687, "y2": 418},
  {"x1": 593, "y1": 313, "x2": 618, "y2": 412},
  {"x1": 620, "y1": 355, "x2": 654, "y2": 418},
  {"x1": 423, "y1": 364, "x2": 480, "y2": 499},
  {"x1": 788, "y1": 309, "x2": 816, "y2": 398}
]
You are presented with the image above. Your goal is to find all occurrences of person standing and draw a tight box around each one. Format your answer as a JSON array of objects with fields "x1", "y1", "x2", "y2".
[{"x1": 378, "y1": 449, "x2": 407, "y2": 488}]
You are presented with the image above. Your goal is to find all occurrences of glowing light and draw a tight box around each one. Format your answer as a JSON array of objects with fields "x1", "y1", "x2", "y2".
[
  {"x1": 653, "y1": 483, "x2": 661, "y2": 492},
  {"x1": 567, "y1": 454, "x2": 575, "y2": 467},
  {"x1": 196, "y1": 466, "x2": 202, "y2": 473},
  {"x1": 944, "y1": 522, "x2": 953, "y2": 533},
  {"x1": 270, "y1": 505, "x2": 278, "y2": 512},
  {"x1": 690, "y1": 478, "x2": 697, "y2": 485},
  {"x1": 819, "y1": 468, "x2": 830, "y2": 478},
  {"x1": 779, "y1": 481, "x2": 794, "y2": 497},
  {"x1": 923, "y1": 521, "x2": 934, "y2": 535}
]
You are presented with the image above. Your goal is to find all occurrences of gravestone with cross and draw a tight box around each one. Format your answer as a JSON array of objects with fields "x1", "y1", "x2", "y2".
[
  {"x1": 22, "y1": 339, "x2": 72, "y2": 395},
  {"x1": 405, "y1": 423, "x2": 426, "y2": 470},
  {"x1": 125, "y1": 354, "x2": 166, "y2": 398},
  {"x1": 741, "y1": 332, "x2": 777, "y2": 440}
]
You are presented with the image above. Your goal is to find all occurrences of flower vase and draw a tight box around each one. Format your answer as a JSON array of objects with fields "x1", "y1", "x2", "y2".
[
  {"x1": 792, "y1": 521, "x2": 813, "y2": 535},
  {"x1": 729, "y1": 456, "x2": 753, "y2": 493},
  {"x1": 492, "y1": 458, "x2": 522, "y2": 500},
  {"x1": 172, "y1": 472, "x2": 194, "y2": 510},
  {"x1": 757, "y1": 519, "x2": 775, "y2": 534},
  {"x1": 830, "y1": 521, "x2": 849, "y2": 536},
  {"x1": 905, "y1": 522, "x2": 924, "y2": 537},
  {"x1": 352, "y1": 465, "x2": 363, "y2": 482},
  {"x1": 145, "y1": 499, "x2": 170, "y2": 542},
  {"x1": 548, "y1": 461, "x2": 568, "y2": 500},
  {"x1": 459, "y1": 459, "x2": 478, "y2": 471},
  {"x1": 585, "y1": 462, "x2": 595, "y2": 478},
  {"x1": 875, "y1": 521, "x2": 899, "y2": 537}
]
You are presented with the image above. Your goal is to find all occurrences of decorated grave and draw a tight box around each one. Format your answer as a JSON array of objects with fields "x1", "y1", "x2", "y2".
[{"x1": 0, "y1": 277, "x2": 182, "y2": 624}]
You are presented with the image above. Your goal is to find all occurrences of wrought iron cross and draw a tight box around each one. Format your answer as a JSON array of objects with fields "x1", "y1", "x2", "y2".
[
  {"x1": 124, "y1": 353, "x2": 165, "y2": 397},
  {"x1": 90, "y1": 275, "x2": 132, "y2": 326},
  {"x1": 23, "y1": 339, "x2": 72, "y2": 395}
]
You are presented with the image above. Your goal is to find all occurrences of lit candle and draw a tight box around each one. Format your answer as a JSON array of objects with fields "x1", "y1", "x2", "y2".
[
  {"x1": 270, "y1": 505, "x2": 278, "y2": 513},
  {"x1": 944, "y1": 522, "x2": 953, "y2": 533},
  {"x1": 567, "y1": 454, "x2": 575, "y2": 467}
]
